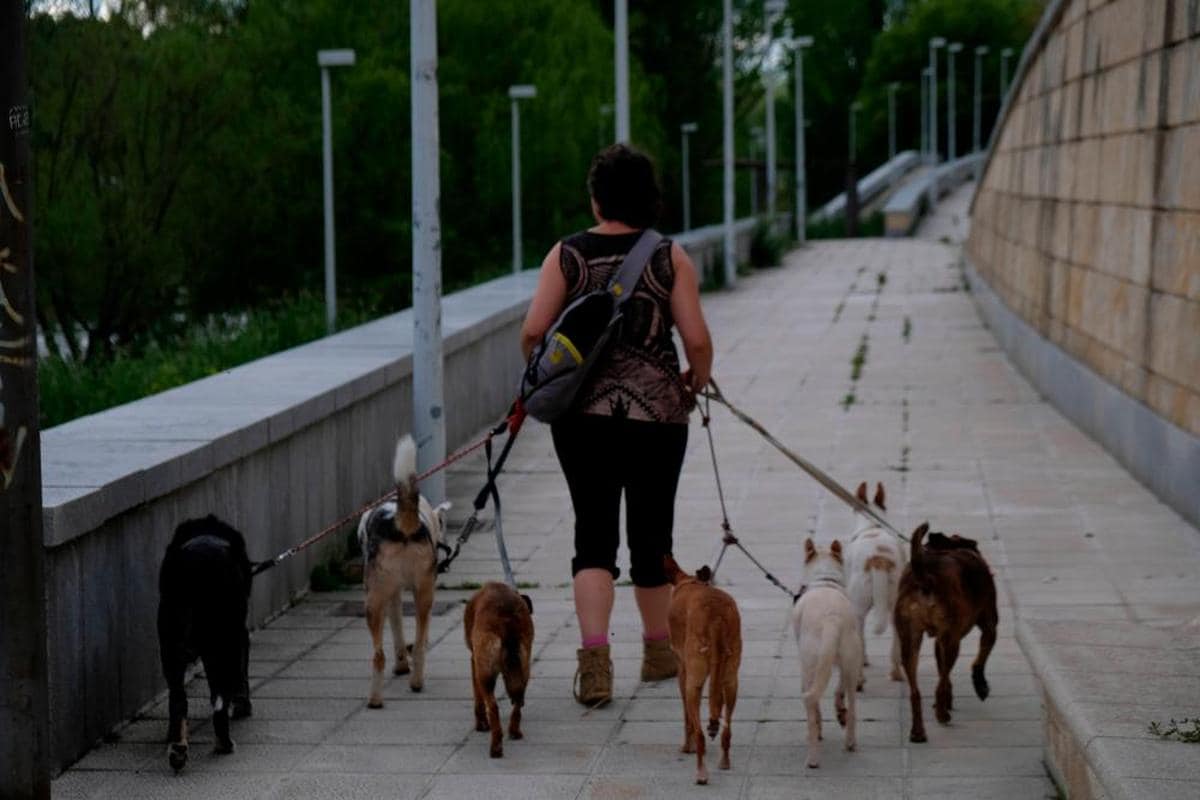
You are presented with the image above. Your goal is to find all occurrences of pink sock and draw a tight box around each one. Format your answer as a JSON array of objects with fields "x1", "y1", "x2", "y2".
[
  {"x1": 582, "y1": 634, "x2": 608, "y2": 649},
  {"x1": 643, "y1": 630, "x2": 669, "y2": 643}
]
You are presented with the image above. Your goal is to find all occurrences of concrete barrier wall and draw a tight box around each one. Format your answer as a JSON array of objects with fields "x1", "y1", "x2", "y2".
[
  {"x1": 39, "y1": 222, "x2": 763, "y2": 772},
  {"x1": 967, "y1": 0, "x2": 1200, "y2": 524}
]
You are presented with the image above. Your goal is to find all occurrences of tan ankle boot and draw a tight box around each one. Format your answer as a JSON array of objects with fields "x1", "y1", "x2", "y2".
[
  {"x1": 641, "y1": 638, "x2": 678, "y2": 681},
  {"x1": 574, "y1": 645, "x2": 613, "y2": 706}
]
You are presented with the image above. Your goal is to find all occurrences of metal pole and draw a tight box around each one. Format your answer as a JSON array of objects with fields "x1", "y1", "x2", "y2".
[
  {"x1": 849, "y1": 104, "x2": 858, "y2": 163},
  {"x1": 888, "y1": 82, "x2": 898, "y2": 161},
  {"x1": 615, "y1": 0, "x2": 630, "y2": 143},
  {"x1": 1001, "y1": 48, "x2": 1013, "y2": 102},
  {"x1": 321, "y1": 67, "x2": 336, "y2": 335},
  {"x1": 0, "y1": 1, "x2": 51, "y2": 795},
  {"x1": 929, "y1": 38, "x2": 945, "y2": 164},
  {"x1": 920, "y1": 69, "x2": 929, "y2": 159},
  {"x1": 794, "y1": 38, "x2": 812, "y2": 244},
  {"x1": 765, "y1": 76, "x2": 777, "y2": 221},
  {"x1": 722, "y1": 0, "x2": 736, "y2": 287},
  {"x1": 948, "y1": 43, "x2": 961, "y2": 161},
  {"x1": 681, "y1": 123, "x2": 696, "y2": 231},
  {"x1": 973, "y1": 49, "x2": 983, "y2": 152},
  {"x1": 511, "y1": 98, "x2": 521, "y2": 275},
  {"x1": 750, "y1": 127, "x2": 761, "y2": 217},
  {"x1": 411, "y1": 0, "x2": 445, "y2": 503}
]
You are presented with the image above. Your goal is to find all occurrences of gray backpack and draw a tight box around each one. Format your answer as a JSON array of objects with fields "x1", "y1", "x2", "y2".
[{"x1": 519, "y1": 230, "x2": 663, "y2": 423}]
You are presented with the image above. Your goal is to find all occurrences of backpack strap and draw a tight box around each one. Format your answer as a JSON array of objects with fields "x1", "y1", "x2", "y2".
[{"x1": 606, "y1": 229, "x2": 663, "y2": 308}]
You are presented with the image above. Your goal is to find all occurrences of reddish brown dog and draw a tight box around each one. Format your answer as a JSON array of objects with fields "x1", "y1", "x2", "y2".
[
  {"x1": 893, "y1": 523, "x2": 998, "y2": 742},
  {"x1": 463, "y1": 582, "x2": 534, "y2": 758},
  {"x1": 664, "y1": 556, "x2": 742, "y2": 785}
]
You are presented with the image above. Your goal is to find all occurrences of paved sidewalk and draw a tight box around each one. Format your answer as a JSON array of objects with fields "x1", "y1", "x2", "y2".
[{"x1": 55, "y1": 184, "x2": 1164, "y2": 799}]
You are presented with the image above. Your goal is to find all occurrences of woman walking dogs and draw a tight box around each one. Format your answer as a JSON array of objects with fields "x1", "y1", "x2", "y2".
[{"x1": 520, "y1": 144, "x2": 714, "y2": 706}]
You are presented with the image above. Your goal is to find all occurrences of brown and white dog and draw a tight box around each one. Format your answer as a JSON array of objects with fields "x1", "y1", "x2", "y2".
[
  {"x1": 791, "y1": 538, "x2": 864, "y2": 768},
  {"x1": 893, "y1": 524, "x2": 998, "y2": 743},
  {"x1": 463, "y1": 581, "x2": 534, "y2": 758},
  {"x1": 357, "y1": 436, "x2": 448, "y2": 707},
  {"x1": 664, "y1": 556, "x2": 742, "y2": 786},
  {"x1": 844, "y1": 482, "x2": 904, "y2": 683}
]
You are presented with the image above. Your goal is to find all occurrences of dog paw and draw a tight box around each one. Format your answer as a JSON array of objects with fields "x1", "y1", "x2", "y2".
[
  {"x1": 889, "y1": 669, "x2": 904, "y2": 682},
  {"x1": 972, "y1": 668, "x2": 990, "y2": 701},
  {"x1": 845, "y1": 741, "x2": 857, "y2": 752},
  {"x1": 489, "y1": 747, "x2": 503, "y2": 759},
  {"x1": 719, "y1": 756, "x2": 731, "y2": 770},
  {"x1": 806, "y1": 761, "x2": 820, "y2": 769},
  {"x1": 935, "y1": 707, "x2": 952, "y2": 725},
  {"x1": 681, "y1": 743, "x2": 696, "y2": 754},
  {"x1": 367, "y1": 697, "x2": 384, "y2": 709},
  {"x1": 475, "y1": 720, "x2": 490, "y2": 733},
  {"x1": 856, "y1": 679, "x2": 864, "y2": 692},
  {"x1": 393, "y1": 663, "x2": 411, "y2": 676},
  {"x1": 508, "y1": 729, "x2": 524, "y2": 741},
  {"x1": 909, "y1": 729, "x2": 927, "y2": 743},
  {"x1": 167, "y1": 743, "x2": 188, "y2": 773},
  {"x1": 409, "y1": 681, "x2": 424, "y2": 693},
  {"x1": 695, "y1": 771, "x2": 709, "y2": 785}
]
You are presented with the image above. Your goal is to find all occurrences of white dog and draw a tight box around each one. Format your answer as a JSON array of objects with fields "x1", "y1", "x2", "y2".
[
  {"x1": 791, "y1": 538, "x2": 863, "y2": 768},
  {"x1": 844, "y1": 482, "x2": 904, "y2": 683}
]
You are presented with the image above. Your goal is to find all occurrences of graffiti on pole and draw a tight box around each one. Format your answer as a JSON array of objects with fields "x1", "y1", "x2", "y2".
[{"x1": 0, "y1": 154, "x2": 29, "y2": 490}]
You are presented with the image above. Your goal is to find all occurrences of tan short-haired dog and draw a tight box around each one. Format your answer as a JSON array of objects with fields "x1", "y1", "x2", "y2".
[
  {"x1": 357, "y1": 436, "x2": 448, "y2": 707},
  {"x1": 664, "y1": 555, "x2": 742, "y2": 785},
  {"x1": 463, "y1": 582, "x2": 534, "y2": 759}
]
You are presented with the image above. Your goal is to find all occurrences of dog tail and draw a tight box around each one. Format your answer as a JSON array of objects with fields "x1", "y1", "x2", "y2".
[
  {"x1": 706, "y1": 618, "x2": 730, "y2": 739},
  {"x1": 804, "y1": 616, "x2": 840, "y2": 706},
  {"x1": 870, "y1": 563, "x2": 891, "y2": 636},
  {"x1": 393, "y1": 435, "x2": 418, "y2": 485},
  {"x1": 909, "y1": 522, "x2": 930, "y2": 576}
]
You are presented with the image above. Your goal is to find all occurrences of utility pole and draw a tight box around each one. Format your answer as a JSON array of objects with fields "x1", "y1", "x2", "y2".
[
  {"x1": 318, "y1": 49, "x2": 356, "y2": 335},
  {"x1": 888, "y1": 82, "x2": 899, "y2": 161},
  {"x1": 0, "y1": 1, "x2": 51, "y2": 796},
  {"x1": 681, "y1": 122, "x2": 697, "y2": 231},
  {"x1": 722, "y1": 0, "x2": 736, "y2": 287},
  {"x1": 929, "y1": 37, "x2": 945, "y2": 164},
  {"x1": 920, "y1": 68, "x2": 929, "y2": 160},
  {"x1": 763, "y1": 0, "x2": 786, "y2": 224},
  {"x1": 791, "y1": 35, "x2": 814, "y2": 244},
  {"x1": 509, "y1": 85, "x2": 536, "y2": 275},
  {"x1": 411, "y1": 0, "x2": 445, "y2": 504},
  {"x1": 614, "y1": 0, "x2": 630, "y2": 143},
  {"x1": 974, "y1": 46, "x2": 989, "y2": 153},
  {"x1": 947, "y1": 42, "x2": 962, "y2": 161},
  {"x1": 1000, "y1": 48, "x2": 1014, "y2": 102}
]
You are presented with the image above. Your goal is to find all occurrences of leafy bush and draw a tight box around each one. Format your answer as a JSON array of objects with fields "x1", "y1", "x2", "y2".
[{"x1": 749, "y1": 220, "x2": 789, "y2": 268}]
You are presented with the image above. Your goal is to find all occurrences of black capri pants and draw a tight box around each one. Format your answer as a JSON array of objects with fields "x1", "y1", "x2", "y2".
[{"x1": 551, "y1": 413, "x2": 688, "y2": 588}]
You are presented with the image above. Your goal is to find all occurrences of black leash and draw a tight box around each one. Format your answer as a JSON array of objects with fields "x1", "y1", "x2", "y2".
[{"x1": 701, "y1": 394, "x2": 801, "y2": 604}]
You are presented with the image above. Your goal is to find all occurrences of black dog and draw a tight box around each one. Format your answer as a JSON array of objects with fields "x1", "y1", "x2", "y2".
[{"x1": 157, "y1": 515, "x2": 253, "y2": 772}]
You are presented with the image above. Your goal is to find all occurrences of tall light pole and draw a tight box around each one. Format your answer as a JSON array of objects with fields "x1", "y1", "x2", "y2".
[
  {"x1": 509, "y1": 84, "x2": 536, "y2": 275},
  {"x1": 1, "y1": 3, "x2": 51, "y2": 796},
  {"x1": 791, "y1": 34, "x2": 814, "y2": 244},
  {"x1": 598, "y1": 102, "x2": 613, "y2": 148},
  {"x1": 763, "y1": 0, "x2": 786, "y2": 223},
  {"x1": 750, "y1": 126, "x2": 764, "y2": 216},
  {"x1": 947, "y1": 42, "x2": 962, "y2": 161},
  {"x1": 974, "y1": 46, "x2": 989, "y2": 153},
  {"x1": 614, "y1": 0, "x2": 630, "y2": 142},
  {"x1": 318, "y1": 48, "x2": 355, "y2": 335},
  {"x1": 1000, "y1": 47, "x2": 1014, "y2": 101},
  {"x1": 681, "y1": 122, "x2": 698, "y2": 231},
  {"x1": 722, "y1": 0, "x2": 736, "y2": 287},
  {"x1": 888, "y1": 82, "x2": 899, "y2": 161},
  {"x1": 929, "y1": 37, "x2": 945, "y2": 165},
  {"x1": 849, "y1": 101, "x2": 862, "y2": 163},
  {"x1": 411, "y1": 0, "x2": 445, "y2": 503},
  {"x1": 921, "y1": 68, "x2": 929, "y2": 161}
]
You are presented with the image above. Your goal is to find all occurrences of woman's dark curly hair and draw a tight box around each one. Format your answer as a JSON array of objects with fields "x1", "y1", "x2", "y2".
[{"x1": 587, "y1": 143, "x2": 661, "y2": 229}]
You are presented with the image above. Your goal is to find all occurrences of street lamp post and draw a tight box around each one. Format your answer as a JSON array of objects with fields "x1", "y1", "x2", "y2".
[
  {"x1": 849, "y1": 101, "x2": 862, "y2": 163},
  {"x1": 750, "y1": 126, "x2": 764, "y2": 216},
  {"x1": 790, "y1": 34, "x2": 814, "y2": 244},
  {"x1": 614, "y1": 0, "x2": 629, "y2": 142},
  {"x1": 947, "y1": 42, "x2": 962, "y2": 161},
  {"x1": 763, "y1": 0, "x2": 786, "y2": 222},
  {"x1": 317, "y1": 48, "x2": 356, "y2": 335},
  {"x1": 1001, "y1": 47, "x2": 1015, "y2": 101},
  {"x1": 509, "y1": 84, "x2": 536, "y2": 275},
  {"x1": 974, "y1": 46, "x2": 989, "y2": 153},
  {"x1": 411, "y1": 0, "x2": 446, "y2": 503},
  {"x1": 921, "y1": 68, "x2": 930, "y2": 160},
  {"x1": 722, "y1": 0, "x2": 736, "y2": 287},
  {"x1": 888, "y1": 82, "x2": 899, "y2": 161},
  {"x1": 929, "y1": 37, "x2": 945, "y2": 165},
  {"x1": 681, "y1": 122, "x2": 698, "y2": 231}
]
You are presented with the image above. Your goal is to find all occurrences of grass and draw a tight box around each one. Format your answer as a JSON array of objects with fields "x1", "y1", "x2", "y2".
[
  {"x1": 39, "y1": 293, "x2": 373, "y2": 429},
  {"x1": 850, "y1": 336, "x2": 869, "y2": 382},
  {"x1": 903, "y1": 316, "x2": 913, "y2": 342},
  {"x1": 1148, "y1": 718, "x2": 1200, "y2": 743},
  {"x1": 841, "y1": 391, "x2": 857, "y2": 411},
  {"x1": 877, "y1": 271, "x2": 888, "y2": 289},
  {"x1": 806, "y1": 211, "x2": 885, "y2": 240}
]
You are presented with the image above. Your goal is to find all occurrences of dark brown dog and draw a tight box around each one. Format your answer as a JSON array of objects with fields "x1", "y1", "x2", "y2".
[
  {"x1": 664, "y1": 556, "x2": 742, "y2": 785},
  {"x1": 463, "y1": 582, "x2": 534, "y2": 758},
  {"x1": 893, "y1": 523, "x2": 998, "y2": 743}
]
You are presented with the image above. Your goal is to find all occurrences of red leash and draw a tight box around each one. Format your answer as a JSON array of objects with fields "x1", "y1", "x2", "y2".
[{"x1": 251, "y1": 402, "x2": 526, "y2": 576}]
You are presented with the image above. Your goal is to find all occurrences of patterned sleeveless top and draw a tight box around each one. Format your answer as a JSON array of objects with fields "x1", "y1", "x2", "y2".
[{"x1": 559, "y1": 230, "x2": 694, "y2": 425}]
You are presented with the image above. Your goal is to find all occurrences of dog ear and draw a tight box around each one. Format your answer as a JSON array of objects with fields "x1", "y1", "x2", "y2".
[
  {"x1": 855, "y1": 482, "x2": 869, "y2": 503},
  {"x1": 804, "y1": 537, "x2": 817, "y2": 563},
  {"x1": 874, "y1": 483, "x2": 887, "y2": 511},
  {"x1": 695, "y1": 565, "x2": 713, "y2": 583},
  {"x1": 520, "y1": 594, "x2": 534, "y2": 615},
  {"x1": 830, "y1": 539, "x2": 843, "y2": 563}
]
